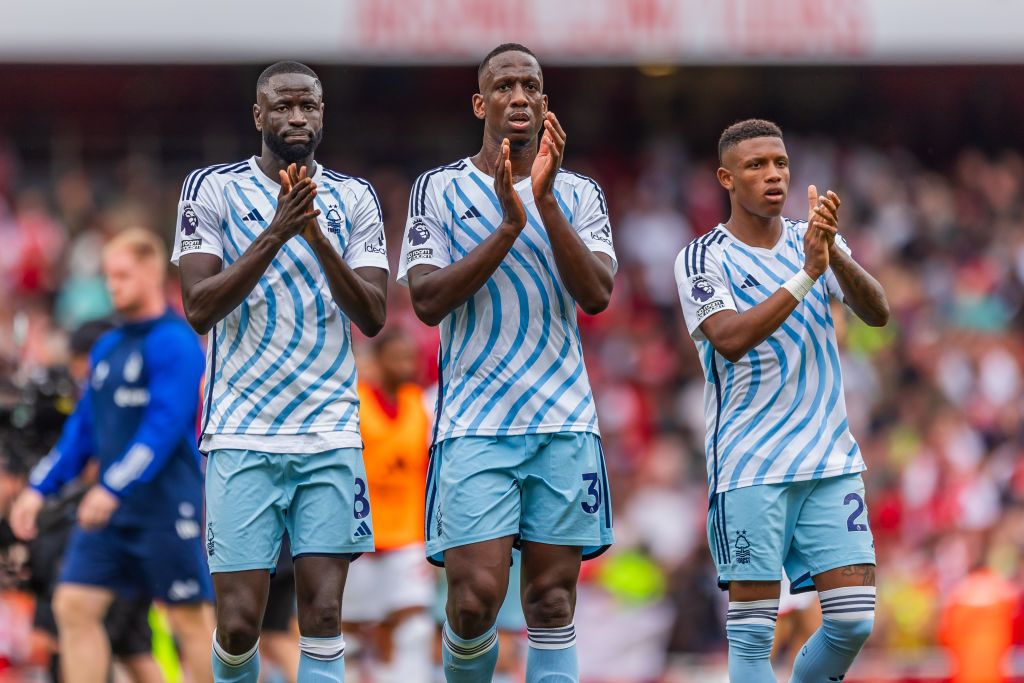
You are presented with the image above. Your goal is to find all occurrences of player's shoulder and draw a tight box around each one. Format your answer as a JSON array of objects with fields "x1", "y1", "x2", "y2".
[
  {"x1": 319, "y1": 166, "x2": 382, "y2": 219},
  {"x1": 675, "y1": 226, "x2": 729, "y2": 279},
  {"x1": 90, "y1": 328, "x2": 125, "y2": 364},
  {"x1": 145, "y1": 313, "x2": 202, "y2": 356},
  {"x1": 784, "y1": 217, "x2": 809, "y2": 234},
  {"x1": 180, "y1": 159, "x2": 251, "y2": 203},
  {"x1": 410, "y1": 159, "x2": 471, "y2": 210},
  {"x1": 556, "y1": 168, "x2": 607, "y2": 202}
]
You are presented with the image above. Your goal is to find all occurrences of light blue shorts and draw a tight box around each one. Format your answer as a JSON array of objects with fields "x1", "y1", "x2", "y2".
[
  {"x1": 425, "y1": 433, "x2": 614, "y2": 565},
  {"x1": 708, "y1": 472, "x2": 876, "y2": 593},
  {"x1": 205, "y1": 448, "x2": 374, "y2": 573}
]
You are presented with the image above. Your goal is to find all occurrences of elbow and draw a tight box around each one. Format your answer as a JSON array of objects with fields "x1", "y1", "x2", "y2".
[
  {"x1": 410, "y1": 297, "x2": 445, "y2": 327},
  {"x1": 719, "y1": 347, "x2": 745, "y2": 364},
  {"x1": 357, "y1": 315, "x2": 386, "y2": 338},
  {"x1": 864, "y1": 302, "x2": 891, "y2": 328},
  {"x1": 183, "y1": 307, "x2": 213, "y2": 336},
  {"x1": 577, "y1": 288, "x2": 612, "y2": 316}
]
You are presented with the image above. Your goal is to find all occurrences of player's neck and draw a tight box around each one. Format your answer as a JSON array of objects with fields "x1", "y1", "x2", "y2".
[
  {"x1": 255, "y1": 150, "x2": 316, "y2": 184},
  {"x1": 725, "y1": 210, "x2": 783, "y2": 249},
  {"x1": 472, "y1": 136, "x2": 534, "y2": 182}
]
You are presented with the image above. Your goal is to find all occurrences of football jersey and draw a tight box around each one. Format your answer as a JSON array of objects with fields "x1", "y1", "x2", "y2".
[
  {"x1": 397, "y1": 159, "x2": 616, "y2": 443},
  {"x1": 171, "y1": 157, "x2": 389, "y2": 453},
  {"x1": 357, "y1": 382, "x2": 430, "y2": 550},
  {"x1": 675, "y1": 219, "x2": 864, "y2": 495}
]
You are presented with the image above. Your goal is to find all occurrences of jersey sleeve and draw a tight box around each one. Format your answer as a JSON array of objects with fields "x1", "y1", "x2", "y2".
[
  {"x1": 171, "y1": 170, "x2": 225, "y2": 265},
  {"x1": 571, "y1": 177, "x2": 617, "y2": 274},
  {"x1": 397, "y1": 173, "x2": 452, "y2": 287},
  {"x1": 342, "y1": 180, "x2": 390, "y2": 272},
  {"x1": 674, "y1": 244, "x2": 738, "y2": 341},
  {"x1": 824, "y1": 234, "x2": 853, "y2": 302},
  {"x1": 100, "y1": 325, "x2": 205, "y2": 499},
  {"x1": 29, "y1": 390, "x2": 95, "y2": 496}
]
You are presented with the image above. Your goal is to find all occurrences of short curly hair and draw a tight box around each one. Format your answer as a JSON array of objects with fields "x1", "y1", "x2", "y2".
[{"x1": 718, "y1": 119, "x2": 783, "y2": 164}]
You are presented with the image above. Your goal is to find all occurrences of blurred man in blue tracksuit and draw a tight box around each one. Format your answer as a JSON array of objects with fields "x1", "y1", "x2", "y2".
[{"x1": 11, "y1": 228, "x2": 215, "y2": 683}]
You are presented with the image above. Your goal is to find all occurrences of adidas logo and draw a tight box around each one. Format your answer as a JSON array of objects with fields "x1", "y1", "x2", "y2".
[
  {"x1": 740, "y1": 274, "x2": 762, "y2": 289},
  {"x1": 353, "y1": 521, "x2": 372, "y2": 538},
  {"x1": 460, "y1": 206, "x2": 482, "y2": 221},
  {"x1": 241, "y1": 208, "x2": 263, "y2": 222}
]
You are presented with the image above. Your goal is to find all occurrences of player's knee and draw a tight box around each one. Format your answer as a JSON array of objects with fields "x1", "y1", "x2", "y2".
[
  {"x1": 447, "y1": 573, "x2": 503, "y2": 634},
  {"x1": 53, "y1": 587, "x2": 107, "y2": 629},
  {"x1": 215, "y1": 600, "x2": 263, "y2": 653},
  {"x1": 298, "y1": 595, "x2": 342, "y2": 637},
  {"x1": 822, "y1": 617, "x2": 873, "y2": 656},
  {"x1": 522, "y1": 583, "x2": 574, "y2": 628}
]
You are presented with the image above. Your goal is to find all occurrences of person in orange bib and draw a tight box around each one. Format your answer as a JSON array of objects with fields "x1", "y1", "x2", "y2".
[{"x1": 344, "y1": 329, "x2": 434, "y2": 683}]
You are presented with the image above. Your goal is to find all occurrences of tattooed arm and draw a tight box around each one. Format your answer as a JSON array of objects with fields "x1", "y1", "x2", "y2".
[{"x1": 828, "y1": 247, "x2": 890, "y2": 327}]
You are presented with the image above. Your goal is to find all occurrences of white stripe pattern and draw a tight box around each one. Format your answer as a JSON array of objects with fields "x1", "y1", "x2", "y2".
[
  {"x1": 527, "y1": 624, "x2": 577, "y2": 650},
  {"x1": 726, "y1": 599, "x2": 780, "y2": 628},
  {"x1": 818, "y1": 586, "x2": 876, "y2": 622}
]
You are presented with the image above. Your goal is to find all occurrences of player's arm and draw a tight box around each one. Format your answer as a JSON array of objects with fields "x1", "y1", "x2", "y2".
[
  {"x1": 532, "y1": 113, "x2": 614, "y2": 315},
  {"x1": 694, "y1": 189, "x2": 837, "y2": 362},
  {"x1": 9, "y1": 390, "x2": 95, "y2": 539},
  {"x1": 406, "y1": 141, "x2": 527, "y2": 326},
  {"x1": 814, "y1": 191, "x2": 890, "y2": 327},
  {"x1": 285, "y1": 167, "x2": 387, "y2": 337},
  {"x1": 78, "y1": 326, "x2": 205, "y2": 531},
  {"x1": 178, "y1": 167, "x2": 319, "y2": 335}
]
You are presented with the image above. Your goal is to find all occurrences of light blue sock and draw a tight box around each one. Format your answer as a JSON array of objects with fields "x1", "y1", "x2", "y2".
[
  {"x1": 726, "y1": 599, "x2": 778, "y2": 683},
  {"x1": 526, "y1": 624, "x2": 578, "y2": 683},
  {"x1": 298, "y1": 634, "x2": 346, "y2": 683},
  {"x1": 212, "y1": 631, "x2": 260, "y2": 683},
  {"x1": 791, "y1": 587, "x2": 875, "y2": 682},
  {"x1": 441, "y1": 621, "x2": 499, "y2": 682}
]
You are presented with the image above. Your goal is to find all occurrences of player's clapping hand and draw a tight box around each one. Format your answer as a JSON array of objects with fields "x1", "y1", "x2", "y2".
[
  {"x1": 281, "y1": 164, "x2": 325, "y2": 246},
  {"x1": 271, "y1": 162, "x2": 321, "y2": 242},
  {"x1": 531, "y1": 112, "x2": 565, "y2": 201},
  {"x1": 9, "y1": 488, "x2": 44, "y2": 540},
  {"x1": 494, "y1": 138, "x2": 527, "y2": 231},
  {"x1": 77, "y1": 485, "x2": 120, "y2": 531},
  {"x1": 803, "y1": 185, "x2": 837, "y2": 279}
]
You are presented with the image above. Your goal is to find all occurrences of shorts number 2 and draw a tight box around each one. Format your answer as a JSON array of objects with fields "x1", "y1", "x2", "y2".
[{"x1": 844, "y1": 492, "x2": 868, "y2": 532}]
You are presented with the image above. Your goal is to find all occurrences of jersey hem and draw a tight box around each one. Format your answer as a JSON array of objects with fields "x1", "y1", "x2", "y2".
[
  {"x1": 397, "y1": 258, "x2": 451, "y2": 287},
  {"x1": 171, "y1": 246, "x2": 223, "y2": 266},
  {"x1": 345, "y1": 256, "x2": 390, "y2": 273},
  {"x1": 712, "y1": 462, "x2": 866, "y2": 495},
  {"x1": 201, "y1": 429, "x2": 362, "y2": 454},
  {"x1": 435, "y1": 422, "x2": 600, "y2": 443}
]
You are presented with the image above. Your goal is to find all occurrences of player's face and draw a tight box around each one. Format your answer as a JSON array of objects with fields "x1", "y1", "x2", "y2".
[
  {"x1": 719, "y1": 137, "x2": 790, "y2": 218},
  {"x1": 378, "y1": 336, "x2": 418, "y2": 387},
  {"x1": 103, "y1": 249, "x2": 159, "y2": 316},
  {"x1": 255, "y1": 73, "x2": 325, "y2": 163},
  {"x1": 474, "y1": 52, "x2": 547, "y2": 146}
]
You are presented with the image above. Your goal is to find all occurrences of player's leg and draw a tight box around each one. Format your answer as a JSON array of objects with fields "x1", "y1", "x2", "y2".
[
  {"x1": 287, "y1": 448, "x2": 375, "y2": 682},
  {"x1": 165, "y1": 602, "x2": 216, "y2": 683},
  {"x1": 427, "y1": 436, "x2": 526, "y2": 682},
  {"x1": 708, "y1": 482, "x2": 799, "y2": 683},
  {"x1": 260, "y1": 563, "x2": 300, "y2": 683},
  {"x1": 206, "y1": 449, "x2": 289, "y2": 683},
  {"x1": 517, "y1": 433, "x2": 614, "y2": 683},
  {"x1": 52, "y1": 524, "x2": 130, "y2": 683},
  {"x1": 106, "y1": 598, "x2": 162, "y2": 683},
  {"x1": 493, "y1": 549, "x2": 526, "y2": 683},
  {"x1": 52, "y1": 583, "x2": 115, "y2": 683},
  {"x1": 443, "y1": 537, "x2": 515, "y2": 682},
  {"x1": 788, "y1": 473, "x2": 876, "y2": 683}
]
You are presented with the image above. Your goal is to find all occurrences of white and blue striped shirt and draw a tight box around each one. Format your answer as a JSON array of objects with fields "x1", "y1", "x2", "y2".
[
  {"x1": 171, "y1": 157, "x2": 389, "y2": 453},
  {"x1": 675, "y1": 219, "x2": 863, "y2": 494},
  {"x1": 397, "y1": 159, "x2": 616, "y2": 443}
]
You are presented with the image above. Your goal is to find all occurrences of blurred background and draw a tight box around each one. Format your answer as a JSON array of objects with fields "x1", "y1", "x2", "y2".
[{"x1": 3, "y1": 1, "x2": 1024, "y2": 681}]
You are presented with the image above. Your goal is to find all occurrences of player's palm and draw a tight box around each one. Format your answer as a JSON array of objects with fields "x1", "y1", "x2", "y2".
[{"x1": 531, "y1": 133, "x2": 558, "y2": 199}]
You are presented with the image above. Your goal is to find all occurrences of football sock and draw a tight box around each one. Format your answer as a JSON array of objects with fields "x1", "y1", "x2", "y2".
[
  {"x1": 298, "y1": 634, "x2": 346, "y2": 683},
  {"x1": 791, "y1": 587, "x2": 875, "y2": 683},
  {"x1": 726, "y1": 599, "x2": 778, "y2": 683},
  {"x1": 526, "y1": 623, "x2": 578, "y2": 683},
  {"x1": 212, "y1": 630, "x2": 260, "y2": 683},
  {"x1": 441, "y1": 621, "x2": 499, "y2": 682}
]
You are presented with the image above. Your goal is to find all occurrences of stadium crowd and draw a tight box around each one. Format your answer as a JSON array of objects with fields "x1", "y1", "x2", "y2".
[{"x1": 1, "y1": 130, "x2": 1023, "y2": 681}]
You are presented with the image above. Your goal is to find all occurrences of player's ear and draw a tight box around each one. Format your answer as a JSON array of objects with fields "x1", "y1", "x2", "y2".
[
  {"x1": 253, "y1": 103, "x2": 262, "y2": 132},
  {"x1": 717, "y1": 166, "x2": 734, "y2": 191},
  {"x1": 541, "y1": 94, "x2": 548, "y2": 115},
  {"x1": 471, "y1": 93, "x2": 486, "y2": 121}
]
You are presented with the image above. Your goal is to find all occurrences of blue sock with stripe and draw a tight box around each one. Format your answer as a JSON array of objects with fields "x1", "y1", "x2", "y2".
[
  {"x1": 298, "y1": 634, "x2": 345, "y2": 682},
  {"x1": 526, "y1": 623, "x2": 578, "y2": 683},
  {"x1": 211, "y1": 631, "x2": 260, "y2": 683},
  {"x1": 791, "y1": 587, "x2": 875, "y2": 682},
  {"x1": 441, "y1": 622, "x2": 499, "y2": 682},
  {"x1": 726, "y1": 600, "x2": 778, "y2": 683}
]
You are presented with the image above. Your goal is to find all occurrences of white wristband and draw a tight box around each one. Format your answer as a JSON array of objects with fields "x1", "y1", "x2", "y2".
[{"x1": 782, "y1": 269, "x2": 816, "y2": 302}]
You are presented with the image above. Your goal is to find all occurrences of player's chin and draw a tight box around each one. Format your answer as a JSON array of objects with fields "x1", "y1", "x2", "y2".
[{"x1": 502, "y1": 126, "x2": 539, "y2": 145}]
